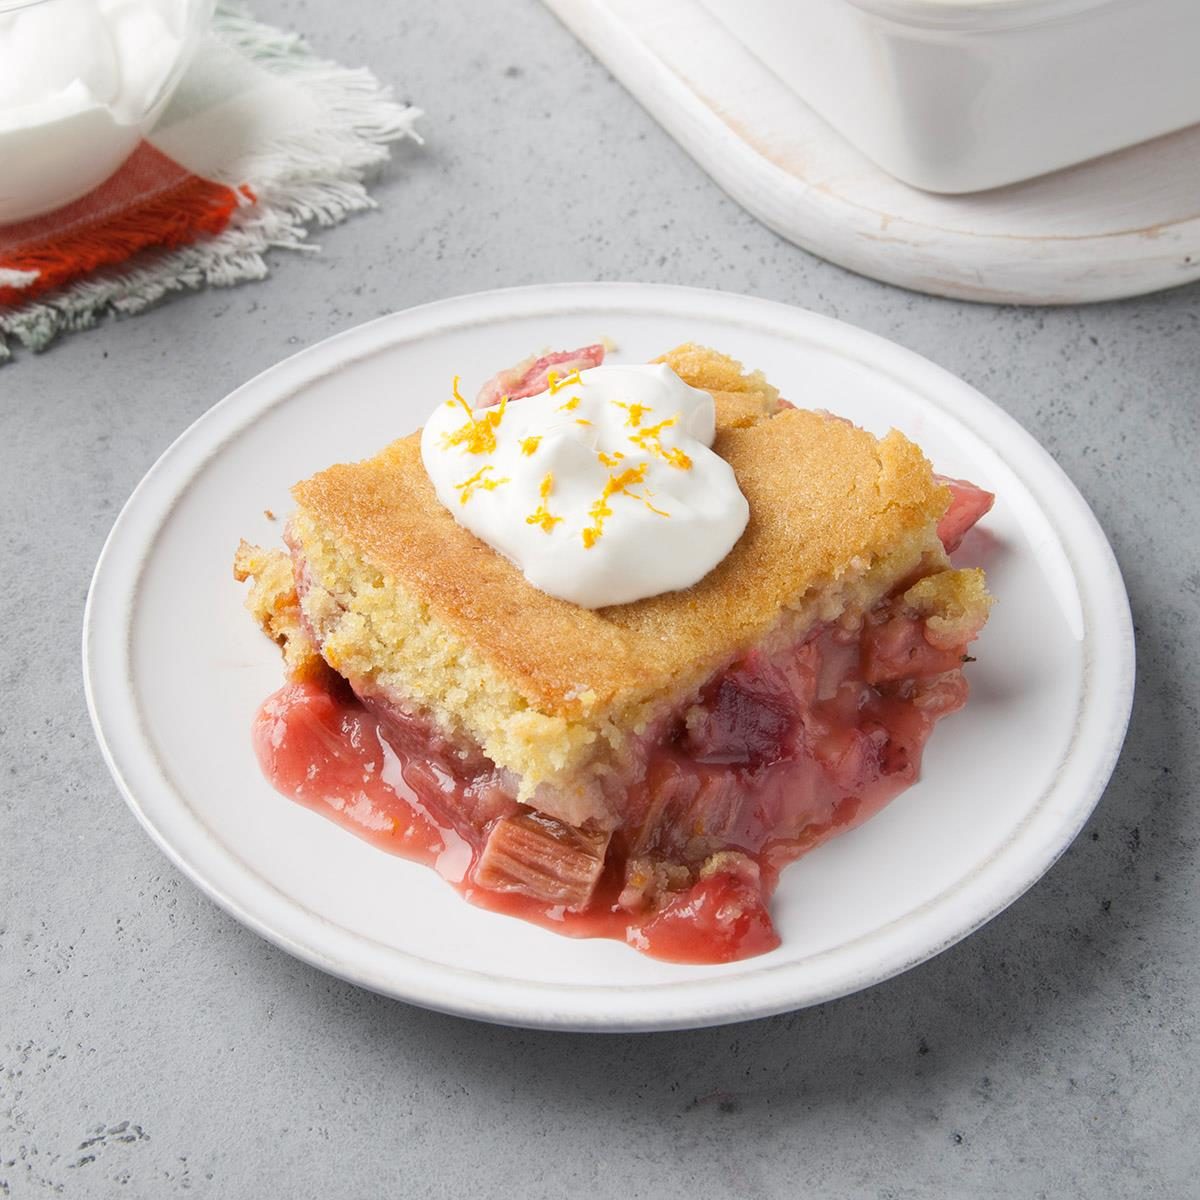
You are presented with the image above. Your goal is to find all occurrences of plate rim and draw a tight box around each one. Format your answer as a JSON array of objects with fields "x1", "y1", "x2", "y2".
[{"x1": 83, "y1": 281, "x2": 1135, "y2": 1031}]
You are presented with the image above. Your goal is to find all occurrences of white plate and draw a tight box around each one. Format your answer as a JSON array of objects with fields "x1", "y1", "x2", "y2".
[{"x1": 84, "y1": 283, "x2": 1134, "y2": 1032}]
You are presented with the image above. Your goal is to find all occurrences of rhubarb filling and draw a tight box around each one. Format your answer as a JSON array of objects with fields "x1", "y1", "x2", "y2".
[{"x1": 253, "y1": 557, "x2": 985, "y2": 964}]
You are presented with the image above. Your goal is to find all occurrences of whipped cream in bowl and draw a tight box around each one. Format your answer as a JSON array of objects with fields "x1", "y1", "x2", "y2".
[
  {"x1": 0, "y1": 0, "x2": 212, "y2": 223},
  {"x1": 420, "y1": 363, "x2": 750, "y2": 608}
]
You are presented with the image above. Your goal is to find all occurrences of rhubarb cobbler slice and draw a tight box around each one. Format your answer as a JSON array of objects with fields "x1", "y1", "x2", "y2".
[{"x1": 234, "y1": 343, "x2": 993, "y2": 963}]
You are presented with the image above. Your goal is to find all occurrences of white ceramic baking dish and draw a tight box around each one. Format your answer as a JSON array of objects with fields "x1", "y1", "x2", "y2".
[{"x1": 697, "y1": 0, "x2": 1200, "y2": 193}]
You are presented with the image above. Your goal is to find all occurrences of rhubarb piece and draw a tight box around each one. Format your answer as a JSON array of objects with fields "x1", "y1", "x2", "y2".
[
  {"x1": 863, "y1": 568, "x2": 991, "y2": 684},
  {"x1": 635, "y1": 868, "x2": 780, "y2": 964},
  {"x1": 936, "y1": 475, "x2": 995, "y2": 552},
  {"x1": 474, "y1": 343, "x2": 606, "y2": 408},
  {"x1": 683, "y1": 660, "x2": 799, "y2": 767},
  {"x1": 475, "y1": 812, "x2": 612, "y2": 909}
]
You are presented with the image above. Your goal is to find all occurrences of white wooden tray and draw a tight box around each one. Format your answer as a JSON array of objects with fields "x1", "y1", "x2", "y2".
[{"x1": 543, "y1": 0, "x2": 1200, "y2": 305}]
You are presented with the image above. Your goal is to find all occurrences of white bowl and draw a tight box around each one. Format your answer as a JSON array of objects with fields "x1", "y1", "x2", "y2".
[
  {"x1": 0, "y1": 0, "x2": 213, "y2": 224},
  {"x1": 698, "y1": 0, "x2": 1200, "y2": 194}
]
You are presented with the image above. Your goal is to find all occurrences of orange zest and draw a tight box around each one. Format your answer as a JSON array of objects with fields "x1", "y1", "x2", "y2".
[
  {"x1": 556, "y1": 395, "x2": 581, "y2": 412},
  {"x1": 581, "y1": 463, "x2": 669, "y2": 548},
  {"x1": 613, "y1": 400, "x2": 650, "y2": 428},
  {"x1": 525, "y1": 473, "x2": 563, "y2": 534},
  {"x1": 547, "y1": 369, "x2": 583, "y2": 395},
  {"x1": 455, "y1": 464, "x2": 510, "y2": 504},
  {"x1": 440, "y1": 377, "x2": 507, "y2": 455},
  {"x1": 628, "y1": 412, "x2": 692, "y2": 470},
  {"x1": 520, "y1": 435, "x2": 542, "y2": 456}
]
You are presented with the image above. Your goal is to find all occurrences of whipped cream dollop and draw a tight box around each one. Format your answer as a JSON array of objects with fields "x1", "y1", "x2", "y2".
[{"x1": 420, "y1": 364, "x2": 750, "y2": 608}]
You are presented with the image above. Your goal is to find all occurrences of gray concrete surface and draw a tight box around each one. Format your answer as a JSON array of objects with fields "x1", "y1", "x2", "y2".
[{"x1": 2, "y1": 0, "x2": 1198, "y2": 1196}]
